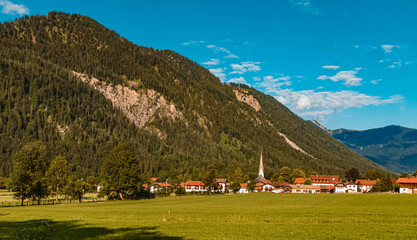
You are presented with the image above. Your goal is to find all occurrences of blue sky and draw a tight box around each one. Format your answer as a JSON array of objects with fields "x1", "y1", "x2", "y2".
[{"x1": 1, "y1": 0, "x2": 416, "y2": 130}]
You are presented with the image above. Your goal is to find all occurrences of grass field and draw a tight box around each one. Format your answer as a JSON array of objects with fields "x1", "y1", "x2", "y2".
[{"x1": 1, "y1": 193, "x2": 417, "y2": 239}]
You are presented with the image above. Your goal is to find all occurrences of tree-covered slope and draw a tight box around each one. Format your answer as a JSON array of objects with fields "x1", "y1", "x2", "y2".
[{"x1": 0, "y1": 12, "x2": 388, "y2": 180}]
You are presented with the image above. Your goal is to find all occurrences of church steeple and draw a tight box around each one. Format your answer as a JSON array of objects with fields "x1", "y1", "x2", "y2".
[
  {"x1": 255, "y1": 151, "x2": 266, "y2": 182},
  {"x1": 258, "y1": 151, "x2": 264, "y2": 178}
]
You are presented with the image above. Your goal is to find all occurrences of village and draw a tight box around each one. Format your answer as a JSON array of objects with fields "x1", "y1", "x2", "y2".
[
  {"x1": 142, "y1": 154, "x2": 417, "y2": 195},
  {"x1": 144, "y1": 175, "x2": 417, "y2": 195}
]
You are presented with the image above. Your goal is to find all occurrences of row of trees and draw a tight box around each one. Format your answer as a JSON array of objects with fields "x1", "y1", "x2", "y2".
[
  {"x1": 7, "y1": 140, "x2": 417, "y2": 204},
  {"x1": 9, "y1": 142, "x2": 89, "y2": 205}
]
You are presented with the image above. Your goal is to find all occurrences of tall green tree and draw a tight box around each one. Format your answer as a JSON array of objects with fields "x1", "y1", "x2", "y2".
[
  {"x1": 345, "y1": 168, "x2": 360, "y2": 181},
  {"x1": 291, "y1": 169, "x2": 305, "y2": 183},
  {"x1": 366, "y1": 169, "x2": 384, "y2": 180},
  {"x1": 371, "y1": 174, "x2": 393, "y2": 192},
  {"x1": 10, "y1": 142, "x2": 50, "y2": 205},
  {"x1": 413, "y1": 169, "x2": 417, "y2": 176},
  {"x1": 101, "y1": 143, "x2": 142, "y2": 200},
  {"x1": 46, "y1": 156, "x2": 69, "y2": 201},
  {"x1": 232, "y1": 167, "x2": 244, "y2": 184},
  {"x1": 400, "y1": 172, "x2": 409, "y2": 178},
  {"x1": 270, "y1": 173, "x2": 281, "y2": 182},
  {"x1": 64, "y1": 175, "x2": 88, "y2": 202},
  {"x1": 203, "y1": 164, "x2": 217, "y2": 193},
  {"x1": 280, "y1": 167, "x2": 292, "y2": 183}
]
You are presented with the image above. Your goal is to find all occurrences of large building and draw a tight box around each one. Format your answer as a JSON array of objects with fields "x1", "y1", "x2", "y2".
[{"x1": 397, "y1": 177, "x2": 417, "y2": 194}]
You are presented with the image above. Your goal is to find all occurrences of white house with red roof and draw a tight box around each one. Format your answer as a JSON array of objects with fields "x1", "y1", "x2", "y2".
[
  {"x1": 334, "y1": 182, "x2": 346, "y2": 193},
  {"x1": 239, "y1": 183, "x2": 249, "y2": 194},
  {"x1": 397, "y1": 177, "x2": 417, "y2": 194},
  {"x1": 346, "y1": 181, "x2": 358, "y2": 193},
  {"x1": 309, "y1": 175, "x2": 339, "y2": 186},
  {"x1": 355, "y1": 179, "x2": 377, "y2": 192},
  {"x1": 184, "y1": 181, "x2": 206, "y2": 192}
]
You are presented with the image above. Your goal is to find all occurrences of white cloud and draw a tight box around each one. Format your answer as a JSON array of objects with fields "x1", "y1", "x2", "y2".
[
  {"x1": 381, "y1": 44, "x2": 400, "y2": 53},
  {"x1": 317, "y1": 69, "x2": 363, "y2": 86},
  {"x1": 202, "y1": 58, "x2": 220, "y2": 66},
  {"x1": 230, "y1": 61, "x2": 261, "y2": 74},
  {"x1": 224, "y1": 54, "x2": 239, "y2": 59},
  {"x1": 228, "y1": 77, "x2": 249, "y2": 86},
  {"x1": 259, "y1": 76, "x2": 292, "y2": 91},
  {"x1": 209, "y1": 68, "x2": 226, "y2": 81},
  {"x1": 370, "y1": 79, "x2": 383, "y2": 84},
  {"x1": 0, "y1": 0, "x2": 29, "y2": 15},
  {"x1": 289, "y1": 0, "x2": 320, "y2": 14},
  {"x1": 181, "y1": 40, "x2": 205, "y2": 46},
  {"x1": 268, "y1": 88, "x2": 403, "y2": 121},
  {"x1": 206, "y1": 44, "x2": 230, "y2": 54},
  {"x1": 322, "y1": 65, "x2": 340, "y2": 70},
  {"x1": 388, "y1": 60, "x2": 402, "y2": 69}
]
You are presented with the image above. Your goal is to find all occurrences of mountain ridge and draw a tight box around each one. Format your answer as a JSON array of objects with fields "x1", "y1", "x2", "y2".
[{"x1": 309, "y1": 121, "x2": 417, "y2": 173}]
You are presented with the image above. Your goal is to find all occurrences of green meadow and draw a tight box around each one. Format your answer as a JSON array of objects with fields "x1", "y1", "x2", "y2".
[{"x1": 1, "y1": 193, "x2": 417, "y2": 240}]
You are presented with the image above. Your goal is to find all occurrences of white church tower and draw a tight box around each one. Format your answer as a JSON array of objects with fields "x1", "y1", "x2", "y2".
[{"x1": 255, "y1": 151, "x2": 266, "y2": 182}]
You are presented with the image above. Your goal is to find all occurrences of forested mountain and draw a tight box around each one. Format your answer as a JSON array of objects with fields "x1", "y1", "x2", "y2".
[
  {"x1": 309, "y1": 121, "x2": 417, "y2": 173},
  {"x1": 0, "y1": 12, "x2": 388, "y2": 181}
]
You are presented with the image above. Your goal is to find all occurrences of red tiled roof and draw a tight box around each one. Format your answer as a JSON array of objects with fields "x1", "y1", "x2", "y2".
[
  {"x1": 355, "y1": 179, "x2": 377, "y2": 186},
  {"x1": 142, "y1": 184, "x2": 148, "y2": 189},
  {"x1": 397, "y1": 178, "x2": 417, "y2": 184},
  {"x1": 184, "y1": 180, "x2": 205, "y2": 186},
  {"x1": 154, "y1": 182, "x2": 172, "y2": 187},
  {"x1": 294, "y1": 178, "x2": 306, "y2": 184},
  {"x1": 391, "y1": 179, "x2": 398, "y2": 183},
  {"x1": 179, "y1": 183, "x2": 185, "y2": 188},
  {"x1": 216, "y1": 178, "x2": 228, "y2": 183},
  {"x1": 271, "y1": 182, "x2": 290, "y2": 187},
  {"x1": 309, "y1": 175, "x2": 339, "y2": 183},
  {"x1": 240, "y1": 183, "x2": 248, "y2": 189},
  {"x1": 285, "y1": 184, "x2": 321, "y2": 190}
]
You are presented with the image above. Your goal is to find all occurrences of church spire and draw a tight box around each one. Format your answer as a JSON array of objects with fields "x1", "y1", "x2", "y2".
[
  {"x1": 258, "y1": 151, "x2": 264, "y2": 178},
  {"x1": 255, "y1": 151, "x2": 266, "y2": 182}
]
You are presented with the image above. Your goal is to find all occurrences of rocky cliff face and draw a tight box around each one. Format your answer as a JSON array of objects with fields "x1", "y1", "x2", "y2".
[
  {"x1": 234, "y1": 90, "x2": 261, "y2": 112},
  {"x1": 73, "y1": 71, "x2": 184, "y2": 129}
]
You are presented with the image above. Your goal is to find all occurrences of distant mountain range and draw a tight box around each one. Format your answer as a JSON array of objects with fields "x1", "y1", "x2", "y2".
[{"x1": 309, "y1": 121, "x2": 417, "y2": 173}]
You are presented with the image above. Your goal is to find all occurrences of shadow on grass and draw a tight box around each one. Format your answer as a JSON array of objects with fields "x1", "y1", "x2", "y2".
[{"x1": 0, "y1": 219, "x2": 186, "y2": 240}]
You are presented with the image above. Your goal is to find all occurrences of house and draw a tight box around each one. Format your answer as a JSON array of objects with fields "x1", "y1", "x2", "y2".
[
  {"x1": 149, "y1": 182, "x2": 172, "y2": 193},
  {"x1": 319, "y1": 185, "x2": 335, "y2": 193},
  {"x1": 397, "y1": 177, "x2": 417, "y2": 194},
  {"x1": 239, "y1": 183, "x2": 249, "y2": 194},
  {"x1": 346, "y1": 181, "x2": 358, "y2": 193},
  {"x1": 355, "y1": 179, "x2": 377, "y2": 192},
  {"x1": 335, "y1": 182, "x2": 346, "y2": 193},
  {"x1": 261, "y1": 182, "x2": 276, "y2": 192},
  {"x1": 309, "y1": 175, "x2": 340, "y2": 186},
  {"x1": 270, "y1": 182, "x2": 289, "y2": 193},
  {"x1": 282, "y1": 184, "x2": 321, "y2": 193},
  {"x1": 184, "y1": 181, "x2": 207, "y2": 192},
  {"x1": 216, "y1": 178, "x2": 228, "y2": 192}
]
